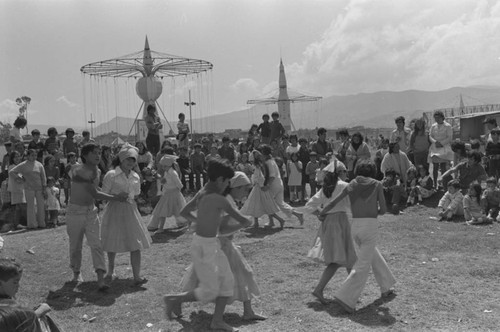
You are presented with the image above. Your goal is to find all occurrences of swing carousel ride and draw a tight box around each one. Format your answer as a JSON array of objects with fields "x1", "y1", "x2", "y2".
[{"x1": 80, "y1": 37, "x2": 214, "y2": 139}]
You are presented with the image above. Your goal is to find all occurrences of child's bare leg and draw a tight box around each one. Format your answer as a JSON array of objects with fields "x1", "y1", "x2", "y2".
[
  {"x1": 271, "y1": 214, "x2": 286, "y2": 229},
  {"x1": 253, "y1": 217, "x2": 259, "y2": 228},
  {"x1": 72, "y1": 271, "x2": 83, "y2": 282},
  {"x1": 163, "y1": 291, "x2": 195, "y2": 320},
  {"x1": 106, "y1": 252, "x2": 116, "y2": 279},
  {"x1": 242, "y1": 300, "x2": 266, "y2": 320},
  {"x1": 293, "y1": 211, "x2": 304, "y2": 225},
  {"x1": 211, "y1": 296, "x2": 235, "y2": 331},
  {"x1": 265, "y1": 215, "x2": 275, "y2": 227},
  {"x1": 131, "y1": 250, "x2": 146, "y2": 284},
  {"x1": 312, "y1": 263, "x2": 339, "y2": 304}
]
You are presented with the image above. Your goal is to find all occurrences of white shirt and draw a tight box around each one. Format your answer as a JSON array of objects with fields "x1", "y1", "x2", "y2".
[
  {"x1": 161, "y1": 168, "x2": 183, "y2": 192},
  {"x1": 102, "y1": 167, "x2": 141, "y2": 202},
  {"x1": 45, "y1": 186, "x2": 60, "y2": 210},
  {"x1": 303, "y1": 181, "x2": 351, "y2": 215}
]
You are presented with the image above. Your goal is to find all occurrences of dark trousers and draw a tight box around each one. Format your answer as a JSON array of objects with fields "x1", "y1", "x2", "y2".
[{"x1": 146, "y1": 133, "x2": 160, "y2": 156}]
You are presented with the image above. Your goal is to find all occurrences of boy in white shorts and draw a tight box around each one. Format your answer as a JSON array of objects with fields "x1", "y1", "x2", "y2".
[{"x1": 164, "y1": 159, "x2": 252, "y2": 332}]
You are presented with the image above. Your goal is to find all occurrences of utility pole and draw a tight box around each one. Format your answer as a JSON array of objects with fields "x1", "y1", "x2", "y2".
[
  {"x1": 184, "y1": 90, "x2": 196, "y2": 145},
  {"x1": 88, "y1": 113, "x2": 96, "y2": 138}
]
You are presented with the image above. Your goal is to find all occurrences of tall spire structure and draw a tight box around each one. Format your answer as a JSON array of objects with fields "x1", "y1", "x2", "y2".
[
  {"x1": 278, "y1": 58, "x2": 292, "y2": 131},
  {"x1": 247, "y1": 58, "x2": 322, "y2": 131}
]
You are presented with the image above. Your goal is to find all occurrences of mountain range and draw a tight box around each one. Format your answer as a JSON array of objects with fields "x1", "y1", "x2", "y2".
[{"x1": 30, "y1": 85, "x2": 500, "y2": 136}]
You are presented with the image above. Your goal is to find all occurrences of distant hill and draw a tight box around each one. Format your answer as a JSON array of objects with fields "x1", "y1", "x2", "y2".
[{"x1": 91, "y1": 86, "x2": 500, "y2": 135}]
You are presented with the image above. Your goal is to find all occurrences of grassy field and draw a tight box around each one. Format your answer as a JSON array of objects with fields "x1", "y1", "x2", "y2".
[{"x1": 2, "y1": 200, "x2": 500, "y2": 332}]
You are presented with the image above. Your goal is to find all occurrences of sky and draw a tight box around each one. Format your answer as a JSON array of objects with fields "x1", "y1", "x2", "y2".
[{"x1": 1, "y1": 0, "x2": 500, "y2": 130}]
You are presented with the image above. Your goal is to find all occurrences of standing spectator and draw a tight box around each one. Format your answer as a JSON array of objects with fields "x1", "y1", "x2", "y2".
[
  {"x1": 306, "y1": 152, "x2": 320, "y2": 197},
  {"x1": 236, "y1": 142, "x2": 249, "y2": 163},
  {"x1": 374, "y1": 139, "x2": 389, "y2": 180},
  {"x1": 177, "y1": 112, "x2": 189, "y2": 149},
  {"x1": 135, "y1": 142, "x2": 154, "y2": 172},
  {"x1": 44, "y1": 127, "x2": 60, "y2": 155},
  {"x1": 246, "y1": 124, "x2": 259, "y2": 149},
  {"x1": 298, "y1": 137, "x2": 311, "y2": 201},
  {"x1": 63, "y1": 152, "x2": 79, "y2": 206},
  {"x1": 45, "y1": 176, "x2": 60, "y2": 227},
  {"x1": 98, "y1": 146, "x2": 113, "y2": 185},
  {"x1": 285, "y1": 135, "x2": 300, "y2": 158},
  {"x1": 345, "y1": 132, "x2": 371, "y2": 180},
  {"x1": 9, "y1": 117, "x2": 26, "y2": 143},
  {"x1": 287, "y1": 152, "x2": 303, "y2": 202},
  {"x1": 429, "y1": 110, "x2": 454, "y2": 189},
  {"x1": 7, "y1": 151, "x2": 26, "y2": 229},
  {"x1": 390, "y1": 116, "x2": 411, "y2": 154},
  {"x1": 177, "y1": 146, "x2": 191, "y2": 192},
  {"x1": 43, "y1": 156, "x2": 60, "y2": 186},
  {"x1": 190, "y1": 143, "x2": 206, "y2": 191},
  {"x1": 79, "y1": 130, "x2": 95, "y2": 147},
  {"x1": 483, "y1": 117, "x2": 500, "y2": 143},
  {"x1": 311, "y1": 128, "x2": 333, "y2": 159},
  {"x1": 9, "y1": 149, "x2": 46, "y2": 229},
  {"x1": 1, "y1": 142, "x2": 12, "y2": 173},
  {"x1": 269, "y1": 112, "x2": 286, "y2": 144},
  {"x1": 409, "y1": 118, "x2": 430, "y2": 168},
  {"x1": 218, "y1": 136, "x2": 235, "y2": 164},
  {"x1": 257, "y1": 114, "x2": 271, "y2": 145},
  {"x1": 235, "y1": 152, "x2": 254, "y2": 179},
  {"x1": 62, "y1": 128, "x2": 78, "y2": 159},
  {"x1": 336, "y1": 129, "x2": 350, "y2": 164},
  {"x1": 27, "y1": 129, "x2": 44, "y2": 163},
  {"x1": 485, "y1": 128, "x2": 500, "y2": 178},
  {"x1": 145, "y1": 105, "x2": 163, "y2": 155}
]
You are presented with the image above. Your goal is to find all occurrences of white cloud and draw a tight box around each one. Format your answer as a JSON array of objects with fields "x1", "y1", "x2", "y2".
[
  {"x1": 0, "y1": 99, "x2": 21, "y2": 123},
  {"x1": 56, "y1": 96, "x2": 79, "y2": 108},
  {"x1": 288, "y1": 0, "x2": 500, "y2": 96},
  {"x1": 230, "y1": 78, "x2": 259, "y2": 93}
]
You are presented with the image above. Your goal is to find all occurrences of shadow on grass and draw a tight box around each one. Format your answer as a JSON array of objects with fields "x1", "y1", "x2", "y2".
[
  {"x1": 46, "y1": 278, "x2": 147, "y2": 311},
  {"x1": 307, "y1": 293, "x2": 397, "y2": 328},
  {"x1": 242, "y1": 227, "x2": 283, "y2": 238},
  {"x1": 174, "y1": 310, "x2": 260, "y2": 332},
  {"x1": 151, "y1": 228, "x2": 188, "y2": 244}
]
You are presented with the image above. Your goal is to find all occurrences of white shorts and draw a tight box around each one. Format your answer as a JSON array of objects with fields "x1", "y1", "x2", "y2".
[{"x1": 191, "y1": 234, "x2": 234, "y2": 303}]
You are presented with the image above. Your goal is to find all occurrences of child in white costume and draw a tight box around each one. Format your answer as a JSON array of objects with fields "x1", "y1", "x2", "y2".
[
  {"x1": 45, "y1": 176, "x2": 60, "y2": 227},
  {"x1": 147, "y1": 154, "x2": 186, "y2": 233},
  {"x1": 240, "y1": 150, "x2": 282, "y2": 228},
  {"x1": 182, "y1": 172, "x2": 266, "y2": 320},
  {"x1": 300, "y1": 160, "x2": 357, "y2": 304},
  {"x1": 101, "y1": 144, "x2": 152, "y2": 285},
  {"x1": 164, "y1": 160, "x2": 252, "y2": 332}
]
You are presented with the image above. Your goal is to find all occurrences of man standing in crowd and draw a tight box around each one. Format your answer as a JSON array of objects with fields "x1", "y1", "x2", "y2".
[
  {"x1": 311, "y1": 127, "x2": 333, "y2": 158},
  {"x1": 390, "y1": 116, "x2": 411, "y2": 154},
  {"x1": 269, "y1": 112, "x2": 286, "y2": 144}
]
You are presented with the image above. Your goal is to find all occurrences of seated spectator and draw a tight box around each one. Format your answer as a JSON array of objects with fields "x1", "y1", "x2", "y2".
[
  {"x1": 374, "y1": 138, "x2": 389, "y2": 180},
  {"x1": 440, "y1": 151, "x2": 487, "y2": 191},
  {"x1": 411, "y1": 164, "x2": 435, "y2": 204},
  {"x1": 481, "y1": 177, "x2": 500, "y2": 222},
  {"x1": 405, "y1": 166, "x2": 418, "y2": 206},
  {"x1": 0, "y1": 258, "x2": 61, "y2": 331},
  {"x1": 382, "y1": 169, "x2": 406, "y2": 214},
  {"x1": 437, "y1": 180, "x2": 464, "y2": 221},
  {"x1": 218, "y1": 136, "x2": 235, "y2": 164},
  {"x1": 235, "y1": 152, "x2": 254, "y2": 180},
  {"x1": 464, "y1": 182, "x2": 489, "y2": 225}
]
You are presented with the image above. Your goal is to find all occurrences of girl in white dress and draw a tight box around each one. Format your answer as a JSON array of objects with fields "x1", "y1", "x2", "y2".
[
  {"x1": 260, "y1": 145, "x2": 303, "y2": 228},
  {"x1": 287, "y1": 152, "x2": 302, "y2": 202},
  {"x1": 147, "y1": 154, "x2": 186, "y2": 233},
  {"x1": 101, "y1": 144, "x2": 152, "y2": 285},
  {"x1": 301, "y1": 160, "x2": 356, "y2": 304},
  {"x1": 240, "y1": 150, "x2": 282, "y2": 228}
]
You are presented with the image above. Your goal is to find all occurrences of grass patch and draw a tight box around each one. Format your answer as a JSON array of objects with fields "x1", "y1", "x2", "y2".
[{"x1": 1, "y1": 202, "x2": 500, "y2": 331}]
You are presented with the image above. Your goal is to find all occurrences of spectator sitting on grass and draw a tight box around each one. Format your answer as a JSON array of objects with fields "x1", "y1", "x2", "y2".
[
  {"x1": 437, "y1": 180, "x2": 464, "y2": 221},
  {"x1": 480, "y1": 177, "x2": 500, "y2": 222},
  {"x1": 0, "y1": 257, "x2": 61, "y2": 331},
  {"x1": 439, "y1": 151, "x2": 487, "y2": 191},
  {"x1": 381, "y1": 169, "x2": 406, "y2": 215},
  {"x1": 464, "y1": 182, "x2": 490, "y2": 225}
]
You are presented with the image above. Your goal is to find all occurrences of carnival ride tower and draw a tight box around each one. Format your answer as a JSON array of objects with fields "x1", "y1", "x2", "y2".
[{"x1": 80, "y1": 37, "x2": 213, "y2": 136}]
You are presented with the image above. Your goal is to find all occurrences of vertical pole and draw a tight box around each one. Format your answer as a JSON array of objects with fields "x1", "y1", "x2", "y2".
[
  {"x1": 88, "y1": 113, "x2": 96, "y2": 138},
  {"x1": 189, "y1": 90, "x2": 194, "y2": 145}
]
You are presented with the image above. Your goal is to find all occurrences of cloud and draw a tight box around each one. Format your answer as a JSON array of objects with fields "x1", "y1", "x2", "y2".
[
  {"x1": 289, "y1": 0, "x2": 500, "y2": 96},
  {"x1": 56, "y1": 96, "x2": 79, "y2": 108},
  {"x1": 230, "y1": 78, "x2": 259, "y2": 93},
  {"x1": 0, "y1": 99, "x2": 21, "y2": 123}
]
